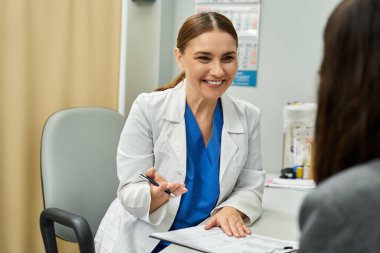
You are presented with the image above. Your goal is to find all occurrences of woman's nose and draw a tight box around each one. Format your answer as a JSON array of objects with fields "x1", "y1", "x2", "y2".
[{"x1": 209, "y1": 61, "x2": 224, "y2": 77}]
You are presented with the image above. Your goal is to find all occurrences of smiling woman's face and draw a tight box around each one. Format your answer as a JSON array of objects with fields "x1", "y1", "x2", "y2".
[{"x1": 175, "y1": 30, "x2": 238, "y2": 102}]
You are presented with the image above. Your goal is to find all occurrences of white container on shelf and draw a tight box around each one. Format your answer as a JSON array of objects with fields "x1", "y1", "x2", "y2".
[{"x1": 282, "y1": 103, "x2": 316, "y2": 179}]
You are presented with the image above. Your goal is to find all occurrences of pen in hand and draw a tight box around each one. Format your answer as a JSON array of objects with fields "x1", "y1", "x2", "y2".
[{"x1": 139, "y1": 172, "x2": 175, "y2": 198}]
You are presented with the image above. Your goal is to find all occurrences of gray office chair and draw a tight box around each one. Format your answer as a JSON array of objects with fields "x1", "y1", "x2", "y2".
[{"x1": 40, "y1": 107, "x2": 125, "y2": 253}]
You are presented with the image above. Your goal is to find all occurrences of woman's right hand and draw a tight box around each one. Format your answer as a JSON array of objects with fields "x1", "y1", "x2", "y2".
[{"x1": 145, "y1": 167, "x2": 188, "y2": 213}]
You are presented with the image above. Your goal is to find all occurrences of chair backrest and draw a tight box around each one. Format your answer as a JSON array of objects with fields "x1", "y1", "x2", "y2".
[{"x1": 41, "y1": 107, "x2": 125, "y2": 242}]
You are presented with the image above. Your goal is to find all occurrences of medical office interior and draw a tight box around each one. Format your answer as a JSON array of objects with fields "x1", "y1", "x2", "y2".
[{"x1": 0, "y1": 0, "x2": 340, "y2": 252}]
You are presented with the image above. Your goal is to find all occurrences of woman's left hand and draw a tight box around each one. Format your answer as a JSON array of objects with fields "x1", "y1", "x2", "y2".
[{"x1": 204, "y1": 206, "x2": 251, "y2": 238}]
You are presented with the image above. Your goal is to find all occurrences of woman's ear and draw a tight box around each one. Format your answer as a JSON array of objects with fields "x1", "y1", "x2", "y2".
[{"x1": 174, "y1": 48, "x2": 184, "y2": 71}]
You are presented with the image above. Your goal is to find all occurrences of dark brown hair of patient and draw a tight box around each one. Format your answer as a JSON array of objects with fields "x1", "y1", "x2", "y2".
[
  {"x1": 314, "y1": 0, "x2": 380, "y2": 184},
  {"x1": 155, "y1": 12, "x2": 238, "y2": 92}
]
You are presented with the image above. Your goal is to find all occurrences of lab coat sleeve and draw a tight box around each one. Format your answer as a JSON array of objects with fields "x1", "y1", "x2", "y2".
[{"x1": 116, "y1": 94, "x2": 167, "y2": 225}]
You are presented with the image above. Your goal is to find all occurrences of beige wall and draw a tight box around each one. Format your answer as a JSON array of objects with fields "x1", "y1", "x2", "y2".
[{"x1": 0, "y1": 0, "x2": 121, "y2": 252}]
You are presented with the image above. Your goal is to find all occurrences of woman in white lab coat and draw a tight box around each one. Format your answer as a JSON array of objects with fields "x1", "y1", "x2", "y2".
[{"x1": 95, "y1": 12, "x2": 265, "y2": 253}]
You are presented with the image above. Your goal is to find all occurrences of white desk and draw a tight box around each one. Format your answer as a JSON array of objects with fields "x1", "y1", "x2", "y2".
[{"x1": 162, "y1": 182, "x2": 310, "y2": 253}]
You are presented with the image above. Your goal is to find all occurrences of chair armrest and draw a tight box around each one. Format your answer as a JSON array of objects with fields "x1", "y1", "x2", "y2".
[{"x1": 40, "y1": 207, "x2": 95, "y2": 253}]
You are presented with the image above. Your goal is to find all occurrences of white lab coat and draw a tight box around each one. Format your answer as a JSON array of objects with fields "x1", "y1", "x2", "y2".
[{"x1": 94, "y1": 81, "x2": 265, "y2": 253}]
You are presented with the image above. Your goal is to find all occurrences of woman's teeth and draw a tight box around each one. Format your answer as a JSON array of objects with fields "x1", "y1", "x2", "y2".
[{"x1": 205, "y1": 80, "x2": 223, "y2": 87}]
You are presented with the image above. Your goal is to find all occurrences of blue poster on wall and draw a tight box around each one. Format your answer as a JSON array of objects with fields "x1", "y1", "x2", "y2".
[{"x1": 233, "y1": 70, "x2": 257, "y2": 87}]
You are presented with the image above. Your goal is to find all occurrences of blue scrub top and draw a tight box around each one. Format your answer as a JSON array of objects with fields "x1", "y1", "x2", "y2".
[{"x1": 152, "y1": 99, "x2": 223, "y2": 252}]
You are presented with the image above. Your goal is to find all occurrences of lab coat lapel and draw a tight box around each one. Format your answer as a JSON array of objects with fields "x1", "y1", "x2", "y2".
[
  {"x1": 163, "y1": 82, "x2": 187, "y2": 178},
  {"x1": 167, "y1": 122, "x2": 186, "y2": 177},
  {"x1": 219, "y1": 95, "x2": 244, "y2": 184}
]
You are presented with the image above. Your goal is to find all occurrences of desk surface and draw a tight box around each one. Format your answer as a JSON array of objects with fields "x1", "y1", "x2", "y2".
[{"x1": 161, "y1": 183, "x2": 310, "y2": 253}]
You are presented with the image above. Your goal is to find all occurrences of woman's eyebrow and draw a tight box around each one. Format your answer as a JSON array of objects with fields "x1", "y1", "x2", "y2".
[
  {"x1": 194, "y1": 51, "x2": 213, "y2": 56},
  {"x1": 223, "y1": 51, "x2": 236, "y2": 55},
  {"x1": 194, "y1": 51, "x2": 236, "y2": 56}
]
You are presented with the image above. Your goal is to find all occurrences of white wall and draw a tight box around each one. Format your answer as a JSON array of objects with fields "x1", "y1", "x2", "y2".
[
  {"x1": 121, "y1": 0, "x2": 165, "y2": 114},
  {"x1": 121, "y1": 0, "x2": 340, "y2": 173},
  {"x1": 230, "y1": 0, "x2": 340, "y2": 173},
  {"x1": 121, "y1": 0, "x2": 177, "y2": 114}
]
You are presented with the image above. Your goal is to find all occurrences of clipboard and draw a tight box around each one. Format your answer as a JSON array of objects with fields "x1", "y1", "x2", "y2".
[{"x1": 150, "y1": 225, "x2": 298, "y2": 253}]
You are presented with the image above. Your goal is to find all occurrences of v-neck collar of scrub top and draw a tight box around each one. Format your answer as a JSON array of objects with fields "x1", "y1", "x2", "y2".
[{"x1": 185, "y1": 100, "x2": 223, "y2": 166}]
